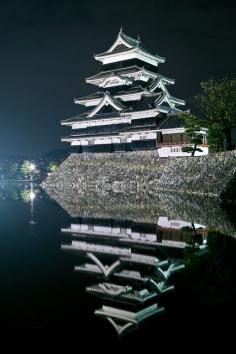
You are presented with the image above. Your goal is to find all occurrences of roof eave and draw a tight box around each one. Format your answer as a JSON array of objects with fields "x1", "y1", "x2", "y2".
[
  {"x1": 155, "y1": 55, "x2": 166, "y2": 63},
  {"x1": 61, "y1": 121, "x2": 73, "y2": 126},
  {"x1": 61, "y1": 137, "x2": 74, "y2": 142},
  {"x1": 162, "y1": 77, "x2": 175, "y2": 85},
  {"x1": 95, "y1": 48, "x2": 164, "y2": 64},
  {"x1": 169, "y1": 97, "x2": 186, "y2": 106},
  {"x1": 94, "y1": 47, "x2": 135, "y2": 60}
]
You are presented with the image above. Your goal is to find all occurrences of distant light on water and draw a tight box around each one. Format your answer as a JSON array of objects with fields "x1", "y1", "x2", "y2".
[
  {"x1": 29, "y1": 163, "x2": 36, "y2": 172},
  {"x1": 29, "y1": 191, "x2": 36, "y2": 201}
]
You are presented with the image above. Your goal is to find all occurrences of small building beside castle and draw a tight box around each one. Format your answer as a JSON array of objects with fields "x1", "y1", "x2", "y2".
[{"x1": 61, "y1": 29, "x2": 208, "y2": 157}]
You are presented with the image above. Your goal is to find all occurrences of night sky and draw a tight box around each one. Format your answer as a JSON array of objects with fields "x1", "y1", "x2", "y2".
[{"x1": 0, "y1": 0, "x2": 235, "y2": 155}]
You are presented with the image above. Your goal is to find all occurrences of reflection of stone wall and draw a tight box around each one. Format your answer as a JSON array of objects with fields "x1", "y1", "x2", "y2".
[
  {"x1": 43, "y1": 185, "x2": 236, "y2": 238},
  {"x1": 158, "y1": 193, "x2": 236, "y2": 237},
  {"x1": 42, "y1": 150, "x2": 236, "y2": 198}
]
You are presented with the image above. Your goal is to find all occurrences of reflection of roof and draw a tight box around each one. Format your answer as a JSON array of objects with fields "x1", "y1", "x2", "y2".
[
  {"x1": 95, "y1": 304, "x2": 164, "y2": 323},
  {"x1": 86, "y1": 283, "x2": 157, "y2": 303},
  {"x1": 114, "y1": 270, "x2": 147, "y2": 282},
  {"x1": 120, "y1": 253, "x2": 163, "y2": 266},
  {"x1": 87, "y1": 282, "x2": 132, "y2": 296},
  {"x1": 62, "y1": 241, "x2": 131, "y2": 256},
  {"x1": 94, "y1": 303, "x2": 165, "y2": 336}
]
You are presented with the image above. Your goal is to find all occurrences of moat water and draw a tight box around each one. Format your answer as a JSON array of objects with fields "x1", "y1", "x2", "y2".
[{"x1": 0, "y1": 182, "x2": 235, "y2": 343}]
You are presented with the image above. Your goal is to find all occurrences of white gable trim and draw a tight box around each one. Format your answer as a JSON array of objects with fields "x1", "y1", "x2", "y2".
[
  {"x1": 157, "y1": 93, "x2": 175, "y2": 109},
  {"x1": 107, "y1": 33, "x2": 133, "y2": 53},
  {"x1": 88, "y1": 94, "x2": 123, "y2": 118},
  {"x1": 150, "y1": 78, "x2": 170, "y2": 97}
]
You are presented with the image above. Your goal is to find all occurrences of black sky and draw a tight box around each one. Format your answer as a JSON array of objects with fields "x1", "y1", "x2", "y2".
[{"x1": 0, "y1": 0, "x2": 235, "y2": 155}]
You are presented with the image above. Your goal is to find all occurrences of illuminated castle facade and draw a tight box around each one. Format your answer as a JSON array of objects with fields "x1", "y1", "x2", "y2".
[{"x1": 61, "y1": 29, "x2": 208, "y2": 157}]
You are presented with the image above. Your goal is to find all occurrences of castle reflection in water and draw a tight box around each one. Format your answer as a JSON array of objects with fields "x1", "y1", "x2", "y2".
[
  {"x1": 60, "y1": 214, "x2": 208, "y2": 336},
  {"x1": 40, "y1": 182, "x2": 236, "y2": 336},
  {"x1": 0, "y1": 182, "x2": 235, "y2": 333}
]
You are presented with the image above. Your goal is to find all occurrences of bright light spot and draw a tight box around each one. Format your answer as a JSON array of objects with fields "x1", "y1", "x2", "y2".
[
  {"x1": 29, "y1": 163, "x2": 36, "y2": 171},
  {"x1": 29, "y1": 191, "x2": 36, "y2": 201}
]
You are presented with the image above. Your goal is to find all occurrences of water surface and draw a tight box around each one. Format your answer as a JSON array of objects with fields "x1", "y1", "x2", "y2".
[{"x1": 0, "y1": 182, "x2": 235, "y2": 343}]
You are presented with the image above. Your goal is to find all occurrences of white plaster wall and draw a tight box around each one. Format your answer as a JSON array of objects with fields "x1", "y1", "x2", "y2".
[
  {"x1": 158, "y1": 146, "x2": 209, "y2": 157},
  {"x1": 157, "y1": 216, "x2": 205, "y2": 229}
]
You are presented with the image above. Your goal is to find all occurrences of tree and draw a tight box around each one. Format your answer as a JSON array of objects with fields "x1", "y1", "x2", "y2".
[
  {"x1": 20, "y1": 161, "x2": 38, "y2": 180},
  {"x1": 181, "y1": 113, "x2": 204, "y2": 156},
  {"x1": 197, "y1": 78, "x2": 236, "y2": 151},
  {"x1": 20, "y1": 188, "x2": 31, "y2": 203},
  {"x1": 20, "y1": 160, "x2": 31, "y2": 177},
  {"x1": 206, "y1": 122, "x2": 225, "y2": 153},
  {"x1": 48, "y1": 161, "x2": 58, "y2": 172}
]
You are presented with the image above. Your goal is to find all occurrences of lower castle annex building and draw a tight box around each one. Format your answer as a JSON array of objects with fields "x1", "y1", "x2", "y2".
[{"x1": 61, "y1": 29, "x2": 208, "y2": 157}]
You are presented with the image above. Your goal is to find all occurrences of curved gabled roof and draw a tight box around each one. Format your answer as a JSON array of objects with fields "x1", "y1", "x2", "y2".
[
  {"x1": 88, "y1": 92, "x2": 125, "y2": 117},
  {"x1": 86, "y1": 65, "x2": 157, "y2": 83},
  {"x1": 95, "y1": 29, "x2": 165, "y2": 63},
  {"x1": 74, "y1": 85, "x2": 148, "y2": 103},
  {"x1": 148, "y1": 76, "x2": 175, "y2": 90},
  {"x1": 86, "y1": 66, "x2": 142, "y2": 81}
]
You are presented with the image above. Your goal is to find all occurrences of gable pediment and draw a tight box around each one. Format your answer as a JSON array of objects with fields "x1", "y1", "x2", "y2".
[
  {"x1": 88, "y1": 93, "x2": 124, "y2": 117},
  {"x1": 100, "y1": 75, "x2": 132, "y2": 88},
  {"x1": 155, "y1": 92, "x2": 174, "y2": 109},
  {"x1": 107, "y1": 33, "x2": 133, "y2": 54}
]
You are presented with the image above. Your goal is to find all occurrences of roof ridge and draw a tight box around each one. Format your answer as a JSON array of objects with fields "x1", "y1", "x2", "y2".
[{"x1": 120, "y1": 31, "x2": 140, "y2": 47}]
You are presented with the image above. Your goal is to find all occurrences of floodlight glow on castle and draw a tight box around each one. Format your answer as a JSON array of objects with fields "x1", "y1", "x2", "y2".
[{"x1": 61, "y1": 28, "x2": 208, "y2": 157}]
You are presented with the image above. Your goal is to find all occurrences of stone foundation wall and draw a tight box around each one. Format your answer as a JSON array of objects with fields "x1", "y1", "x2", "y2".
[
  {"x1": 157, "y1": 151, "x2": 236, "y2": 197},
  {"x1": 42, "y1": 150, "x2": 236, "y2": 199}
]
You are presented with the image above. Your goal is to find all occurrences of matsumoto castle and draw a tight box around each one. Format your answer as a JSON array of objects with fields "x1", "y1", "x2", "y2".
[{"x1": 61, "y1": 29, "x2": 208, "y2": 157}]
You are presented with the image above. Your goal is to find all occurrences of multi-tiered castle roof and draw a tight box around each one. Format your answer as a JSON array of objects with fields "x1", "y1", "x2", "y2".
[{"x1": 61, "y1": 29, "x2": 208, "y2": 156}]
